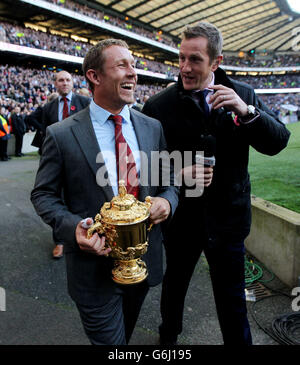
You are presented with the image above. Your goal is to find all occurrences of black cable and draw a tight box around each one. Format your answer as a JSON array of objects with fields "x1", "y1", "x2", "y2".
[
  {"x1": 248, "y1": 294, "x2": 284, "y2": 343},
  {"x1": 249, "y1": 292, "x2": 300, "y2": 345},
  {"x1": 271, "y1": 313, "x2": 300, "y2": 345},
  {"x1": 245, "y1": 255, "x2": 300, "y2": 345}
]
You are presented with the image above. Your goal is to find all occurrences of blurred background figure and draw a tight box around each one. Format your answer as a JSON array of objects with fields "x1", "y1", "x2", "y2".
[
  {"x1": 77, "y1": 87, "x2": 92, "y2": 98},
  {"x1": 26, "y1": 92, "x2": 59, "y2": 155},
  {"x1": 0, "y1": 109, "x2": 10, "y2": 161},
  {"x1": 10, "y1": 106, "x2": 26, "y2": 157}
]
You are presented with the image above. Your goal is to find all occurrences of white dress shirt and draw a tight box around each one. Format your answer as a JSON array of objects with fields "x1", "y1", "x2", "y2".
[
  {"x1": 58, "y1": 91, "x2": 72, "y2": 121},
  {"x1": 89, "y1": 100, "x2": 140, "y2": 196}
]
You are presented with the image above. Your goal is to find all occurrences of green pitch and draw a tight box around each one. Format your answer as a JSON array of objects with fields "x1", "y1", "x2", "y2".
[{"x1": 249, "y1": 122, "x2": 300, "y2": 213}]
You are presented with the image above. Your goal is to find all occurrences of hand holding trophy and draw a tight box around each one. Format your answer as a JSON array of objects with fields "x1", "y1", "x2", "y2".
[{"x1": 86, "y1": 180, "x2": 153, "y2": 285}]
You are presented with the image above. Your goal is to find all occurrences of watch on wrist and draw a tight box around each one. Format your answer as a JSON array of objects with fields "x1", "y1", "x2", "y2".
[
  {"x1": 239, "y1": 105, "x2": 259, "y2": 124},
  {"x1": 247, "y1": 105, "x2": 256, "y2": 116}
]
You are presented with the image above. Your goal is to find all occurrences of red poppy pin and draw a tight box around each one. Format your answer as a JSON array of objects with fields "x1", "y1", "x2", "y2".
[{"x1": 70, "y1": 105, "x2": 76, "y2": 111}]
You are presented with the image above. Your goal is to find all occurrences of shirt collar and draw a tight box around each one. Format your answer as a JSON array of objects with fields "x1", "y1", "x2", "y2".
[
  {"x1": 90, "y1": 100, "x2": 131, "y2": 126},
  {"x1": 207, "y1": 72, "x2": 215, "y2": 89},
  {"x1": 192, "y1": 72, "x2": 215, "y2": 94},
  {"x1": 59, "y1": 91, "x2": 72, "y2": 102}
]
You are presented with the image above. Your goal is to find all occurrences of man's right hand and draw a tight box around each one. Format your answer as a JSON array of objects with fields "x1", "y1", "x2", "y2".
[
  {"x1": 181, "y1": 164, "x2": 213, "y2": 187},
  {"x1": 75, "y1": 218, "x2": 111, "y2": 256}
]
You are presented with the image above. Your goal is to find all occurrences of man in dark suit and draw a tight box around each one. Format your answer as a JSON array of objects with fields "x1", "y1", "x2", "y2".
[
  {"x1": 10, "y1": 106, "x2": 26, "y2": 157},
  {"x1": 31, "y1": 39, "x2": 178, "y2": 345},
  {"x1": 40, "y1": 71, "x2": 90, "y2": 258},
  {"x1": 27, "y1": 92, "x2": 59, "y2": 154},
  {"x1": 43, "y1": 70, "x2": 90, "y2": 129},
  {"x1": 142, "y1": 22, "x2": 290, "y2": 345}
]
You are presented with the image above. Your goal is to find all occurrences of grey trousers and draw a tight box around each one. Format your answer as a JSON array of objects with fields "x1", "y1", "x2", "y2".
[{"x1": 76, "y1": 281, "x2": 149, "y2": 345}]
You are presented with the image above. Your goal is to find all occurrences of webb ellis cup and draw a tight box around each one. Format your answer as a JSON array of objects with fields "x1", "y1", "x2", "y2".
[{"x1": 87, "y1": 180, "x2": 153, "y2": 285}]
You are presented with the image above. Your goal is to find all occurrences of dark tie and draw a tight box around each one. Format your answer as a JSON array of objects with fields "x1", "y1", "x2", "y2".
[
  {"x1": 198, "y1": 89, "x2": 210, "y2": 118},
  {"x1": 62, "y1": 97, "x2": 69, "y2": 119},
  {"x1": 109, "y1": 115, "x2": 139, "y2": 198}
]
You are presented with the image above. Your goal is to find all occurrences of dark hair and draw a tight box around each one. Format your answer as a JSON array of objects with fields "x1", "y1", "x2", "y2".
[
  {"x1": 181, "y1": 22, "x2": 223, "y2": 63},
  {"x1": 82, "y1": 39, "x2": 129, "y2": 91}
]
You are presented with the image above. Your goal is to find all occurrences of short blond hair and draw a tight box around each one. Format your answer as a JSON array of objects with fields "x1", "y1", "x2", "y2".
[{"x1": 82, "y1": 38, "x2": 129, "y2": 91}]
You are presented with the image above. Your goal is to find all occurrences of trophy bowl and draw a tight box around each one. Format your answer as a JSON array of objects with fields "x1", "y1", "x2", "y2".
[{"x1": 87, "y1": 181, "x2": 152, "y2": 285}]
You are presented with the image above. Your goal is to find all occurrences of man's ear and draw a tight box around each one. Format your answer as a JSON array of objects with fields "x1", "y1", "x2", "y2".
[
  {"x1": 85, "y1": 69, "x2": 101, "y2": 87},
  {"x1": 211, "y1": 55, "x2": 223, "y2": 72}
]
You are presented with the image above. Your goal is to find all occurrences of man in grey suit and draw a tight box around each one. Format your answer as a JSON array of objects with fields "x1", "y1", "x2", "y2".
[{"x1": 31, "y1": 39, "x2": 178, "y2": 345}]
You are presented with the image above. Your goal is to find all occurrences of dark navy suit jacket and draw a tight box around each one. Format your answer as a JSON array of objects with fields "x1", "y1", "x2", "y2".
[{"x1": 31, "y1": 93, "x2": 90, "y2": 149}]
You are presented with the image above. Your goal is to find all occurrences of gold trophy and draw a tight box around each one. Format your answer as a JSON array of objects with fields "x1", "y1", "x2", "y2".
[{"x1": 87, "y1": 181, "x2": 153, "y2": 285}]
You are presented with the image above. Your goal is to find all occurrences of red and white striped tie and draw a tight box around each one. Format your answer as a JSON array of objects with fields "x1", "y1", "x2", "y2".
[
  {"x1": 109, "y1": 115, "x2": 139, "y2": 198},
  {"x1": 62, "y1": 97, "x2": 69, "y2": 119}
]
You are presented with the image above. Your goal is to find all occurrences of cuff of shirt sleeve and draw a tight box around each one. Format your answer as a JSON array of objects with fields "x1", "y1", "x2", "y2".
[{"x1": 233, "y1": 111, "x2": 261, "y2": 126}]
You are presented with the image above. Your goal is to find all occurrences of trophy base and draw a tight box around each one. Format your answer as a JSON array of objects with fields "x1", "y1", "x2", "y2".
[{"x1": 112, "y1": 259, "x2": 148, "y2": 285}]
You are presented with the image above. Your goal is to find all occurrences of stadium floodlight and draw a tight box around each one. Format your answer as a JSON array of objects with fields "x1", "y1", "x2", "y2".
[{"x1": 287, "y1": 0, "x2": 300, "y2": 14}]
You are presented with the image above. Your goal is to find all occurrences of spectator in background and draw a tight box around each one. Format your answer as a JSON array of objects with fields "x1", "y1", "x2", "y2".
[
  {"x1": 26, "y1": 92, "x2": 59, "y2": 154},
  {"x1": 0, "y1": 25, "x2": 6, "y2": 41},
  {"x1": 0, "y1": 110, "x2": 10, "y2": 161},
  {"x1": 10, "y1": 106, "x2": 26, "y2": 157},
  {"x1": 130, "y1": 97, "x2": 143, "y2": 111},
  {"x1": 77, "y1": 87, "x2": 92, "y2": 98},
  {"x1": 42, "y1": 70, "x2": 90, "y2": 130}
]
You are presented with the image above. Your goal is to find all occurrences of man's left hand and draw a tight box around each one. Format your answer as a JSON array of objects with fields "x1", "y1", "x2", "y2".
[
  {"x1": 149, "y1": 197, "x2": 171, "y2": 225},
  {"x1": 209, "y1": 84, "x2": 248, "y2": 117}
]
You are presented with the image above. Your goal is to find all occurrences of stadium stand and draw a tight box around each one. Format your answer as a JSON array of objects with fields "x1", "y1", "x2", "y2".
[{"x1": 0, "y1": 0, "x2": 299, "y2": 126}]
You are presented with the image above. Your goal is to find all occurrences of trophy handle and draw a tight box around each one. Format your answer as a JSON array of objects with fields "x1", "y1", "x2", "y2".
[
  {"x1": 86, "y1": 213, "x2": 105, "y2": 239},
  {"x1": 145, "y1": 196, "x2": 153, "y2": 233},
  {"x1": 86, "y1": 214, "x2": 117, "y2": 255}
]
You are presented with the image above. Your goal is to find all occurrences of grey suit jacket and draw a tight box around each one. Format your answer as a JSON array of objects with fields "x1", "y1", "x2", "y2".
[{"x1": 31, "y1": 106, "x2": 179, "y2": 305}]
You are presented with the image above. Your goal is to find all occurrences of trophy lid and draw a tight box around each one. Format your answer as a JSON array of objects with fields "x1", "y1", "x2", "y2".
[{"x1": 100, "y1": 181, "x2": 152, "y2": 225}]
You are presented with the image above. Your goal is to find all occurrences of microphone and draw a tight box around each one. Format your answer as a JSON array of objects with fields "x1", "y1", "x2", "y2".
[{"x1": 195, "y1": 135, "x2": 216, "y2": 167}]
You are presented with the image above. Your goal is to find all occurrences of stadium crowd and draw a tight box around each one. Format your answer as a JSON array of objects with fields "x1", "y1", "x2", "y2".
[
  {"x1": 2, "y1": 20, "x2": 300, "y2": 68},
  {"x1": 259, "y1": 93, "x2": 300, "y2": 115},
  {"x1": 45, "y1": 0, "x2": 178, "y2": 48},
  {"x1": 0, "y1": 7, "x2": 299, "y2": 148},
  {"x1": 1, "y1": 63, "x2": 298, "y2": 131},
  {"x1": 0, "y1": 21, "x2": 179, "y2": 77},
  {"x1": 37, "y1": 0, "x2": 300, "y2": 69},
  {"x1": 42, "y1": 0, "x2": 300, "y2": 70},
  {"x1": 223, "y1": 54, "x2": 300, "y2": 67},
  {"x1": 1, "y1": 19, "x2": 300, "y2": 80},
  {"x1": 0, "y1": 64, "x2": 164, "y2": 125},
  {"x1": 231, "y1": 74, "x2": 299, "y2": 89}
]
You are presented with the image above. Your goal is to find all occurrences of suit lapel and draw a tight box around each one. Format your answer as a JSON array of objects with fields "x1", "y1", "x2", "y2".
[
  {"x1": 70, "y1": 94, "x2": 79, "y2": 116},
  {"x1": 71, "y1": 107, "x2": 114, "y2": 201},
  {"x1": 130, "y1": 109, "x2": 151, "y2": 201}
]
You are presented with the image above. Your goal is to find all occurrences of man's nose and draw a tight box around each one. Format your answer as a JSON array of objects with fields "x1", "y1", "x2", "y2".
[
  {"x1": 127, "y1": 64, "x2": 137, "y2": 77},
  {"x1": 181, "y1": 61, "x2": 191, "y2": 72}
]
